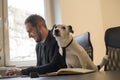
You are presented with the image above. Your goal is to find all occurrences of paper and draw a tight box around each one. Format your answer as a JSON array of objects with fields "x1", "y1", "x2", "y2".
[{"x1": 46, "y1": 68, "x2": 96, "y2": 76}]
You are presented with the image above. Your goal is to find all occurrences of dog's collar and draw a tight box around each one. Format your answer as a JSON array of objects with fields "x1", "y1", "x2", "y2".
[
  {"x1": 62, "y1": 38, "x2": 73, "y2": 63},
  {"x1": 62, "y1": 38, "x2": 73, "y2": 49}
]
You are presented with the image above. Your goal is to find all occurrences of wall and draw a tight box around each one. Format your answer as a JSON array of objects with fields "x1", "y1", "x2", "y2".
[
  {"x1": 55, "y1": 0, "x2": 120, "y2": 66},
  {"x1": 59, "y1": 0, "x2": 105, "y2": 65},
  {"x1": 100, "y1": 0, "x2": 120, "y2": 30}
]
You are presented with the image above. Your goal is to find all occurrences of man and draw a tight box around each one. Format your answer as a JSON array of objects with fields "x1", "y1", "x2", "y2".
[{"x1": 6, "y1": 14, "x2": 67, "y2": 76}]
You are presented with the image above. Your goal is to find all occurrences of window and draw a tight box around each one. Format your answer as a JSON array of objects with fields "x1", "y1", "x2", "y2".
[
  {"x1": 7, "y1": 0, "x2": 45, "y2": 67},
  {"x1": 0, "y1": 0, "x2": 58, "y2": 67}
]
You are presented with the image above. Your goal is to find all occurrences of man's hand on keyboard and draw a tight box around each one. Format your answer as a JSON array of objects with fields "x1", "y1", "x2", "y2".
[{"x1": 5, "y1": 67, "x2": 22, "y2": 76}]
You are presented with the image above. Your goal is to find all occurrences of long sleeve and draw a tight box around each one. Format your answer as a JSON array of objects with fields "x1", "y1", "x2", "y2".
[
  {"x1": 21, "y1": 43, "x2": 66, "y2": 75},
  {"x1": 21, "y1": 31, "x2": 67, "y2": 75}
]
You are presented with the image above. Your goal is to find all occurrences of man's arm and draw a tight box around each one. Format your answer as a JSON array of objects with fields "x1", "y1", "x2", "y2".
[{"x1": 21, "y1": 44, "x2": 66, "y2": 75}]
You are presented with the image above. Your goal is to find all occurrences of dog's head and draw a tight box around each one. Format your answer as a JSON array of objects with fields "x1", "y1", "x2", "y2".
[
  {"x1": 52, "y1": 24, "x2": 74, "y2": 56},
  {"x1": 52, "y1": 24, "x2": 74, "y2": 39}
]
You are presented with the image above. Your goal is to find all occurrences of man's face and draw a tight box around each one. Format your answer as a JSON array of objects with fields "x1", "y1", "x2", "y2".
[{"x1": 25, "y1": 23, "x2": 42, "y2": 42}]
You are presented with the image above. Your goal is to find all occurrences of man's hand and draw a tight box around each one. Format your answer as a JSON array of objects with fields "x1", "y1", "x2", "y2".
[{"x1": 5, "y1": 67, "x2": 22, "y2": 76}]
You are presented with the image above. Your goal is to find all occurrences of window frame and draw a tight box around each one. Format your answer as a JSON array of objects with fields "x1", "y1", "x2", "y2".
[
  {"x1": 2, "y1": 0, "x2": 51, "y2": 67},
  {"x1": 0, "y1": 0, "x2": 55, "y2": 67}
]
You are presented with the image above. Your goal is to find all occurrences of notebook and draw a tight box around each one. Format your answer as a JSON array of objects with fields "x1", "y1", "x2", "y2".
[{"x1": 46, "y1": 68, "x2": 96, "y2": 76}]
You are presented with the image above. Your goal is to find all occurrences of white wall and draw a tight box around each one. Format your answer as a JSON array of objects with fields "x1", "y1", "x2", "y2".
[
  {"x1": 57, "y1": 0, "x2": 120, "y2": 65},
  {"x1": 59, "y1": 0, "x2": 105, "y2": 65},
  {"x1": 100, "y1": 0, "x2": 120, "y2": 30}
]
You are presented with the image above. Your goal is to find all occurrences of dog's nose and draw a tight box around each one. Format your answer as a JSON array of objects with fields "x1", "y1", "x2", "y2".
[{"x1": 55, "y1": 29, "x2": 59, "y2": 34}]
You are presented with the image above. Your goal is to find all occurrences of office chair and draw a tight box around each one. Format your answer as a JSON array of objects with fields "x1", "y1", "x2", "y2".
[
  {"x1": 104, "y1": 26, "x2": 120, "y2": 71},
  {"x1": 74, "y1": 32, "x2": 93, "y2": 61}
]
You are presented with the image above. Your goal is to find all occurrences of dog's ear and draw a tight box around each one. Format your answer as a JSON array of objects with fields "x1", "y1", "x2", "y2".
[
  {"x1": 68, "y1": 25, "x2": 74, "y2": 33},
  {"x1": 51, "y1": 24, "x2": 56, "y2": 32}
]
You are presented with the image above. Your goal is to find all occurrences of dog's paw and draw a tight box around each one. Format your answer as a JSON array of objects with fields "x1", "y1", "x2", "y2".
[
  {"x1": 103, "y1": 55, "x2": 109, "y2": 60},
  {"x1": 98, "y1": 55, "x2": 109, "y2": 70}
]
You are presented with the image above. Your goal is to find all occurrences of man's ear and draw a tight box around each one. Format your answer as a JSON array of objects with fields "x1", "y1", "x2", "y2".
[
  {"x1": 51, "y1": 24, "x2": 56, "y2": 32},
  {"x1": 68, "y1": 25, "x2": 74, "y2": 33}
]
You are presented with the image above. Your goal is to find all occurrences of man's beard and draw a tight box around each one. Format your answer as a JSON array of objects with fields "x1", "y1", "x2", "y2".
[{"x1": 36, "y1": 32, "x2": 42, "y2": 42}]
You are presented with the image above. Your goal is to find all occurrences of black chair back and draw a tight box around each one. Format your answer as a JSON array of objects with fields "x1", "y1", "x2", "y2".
[{"x1": 104, "y1": 26, "x2": 120, "y2": 71}]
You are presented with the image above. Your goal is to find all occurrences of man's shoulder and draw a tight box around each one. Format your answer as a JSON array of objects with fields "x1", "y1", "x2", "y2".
[{"x1": 46, "y1": 31, "x2": 57, "y2": 44}]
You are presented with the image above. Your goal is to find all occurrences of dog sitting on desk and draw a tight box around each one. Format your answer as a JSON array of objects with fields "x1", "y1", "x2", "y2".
[{"x1": 52, "y1": 24, "x2": 108, "y2": 71}]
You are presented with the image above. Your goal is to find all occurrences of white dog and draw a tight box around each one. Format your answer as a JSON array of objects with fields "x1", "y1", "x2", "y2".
[
  {"x1": 52, "y1": 24, "x2": 108, "y2": 71},
  {"x1": 53, "y1": 24, "x2": 98, "y2": 70}
]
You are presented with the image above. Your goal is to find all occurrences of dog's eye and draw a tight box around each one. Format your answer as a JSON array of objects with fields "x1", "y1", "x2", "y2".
[{"x1": 62, "y1": 27, "x2": 65, "y2": 29}]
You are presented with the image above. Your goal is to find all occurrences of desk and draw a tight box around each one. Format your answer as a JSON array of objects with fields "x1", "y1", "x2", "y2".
[{"x1": 1, "y1": 71, "x2": 120, "y2": 80}]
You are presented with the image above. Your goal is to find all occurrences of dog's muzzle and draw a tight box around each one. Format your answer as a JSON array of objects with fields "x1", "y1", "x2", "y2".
[{"x1": 54, "y1": 29, "x2": 60, "y2": 36}]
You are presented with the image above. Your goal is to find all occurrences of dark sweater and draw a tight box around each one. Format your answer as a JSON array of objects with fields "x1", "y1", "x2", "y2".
[{"x1": 21, "y1": 31, "x2": 67, "y2": 75}]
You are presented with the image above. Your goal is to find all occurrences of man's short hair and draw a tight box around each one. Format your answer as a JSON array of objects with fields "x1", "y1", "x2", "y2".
[{"x1": 25, "y1": 14, "x2": 46, "y2": 28}]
